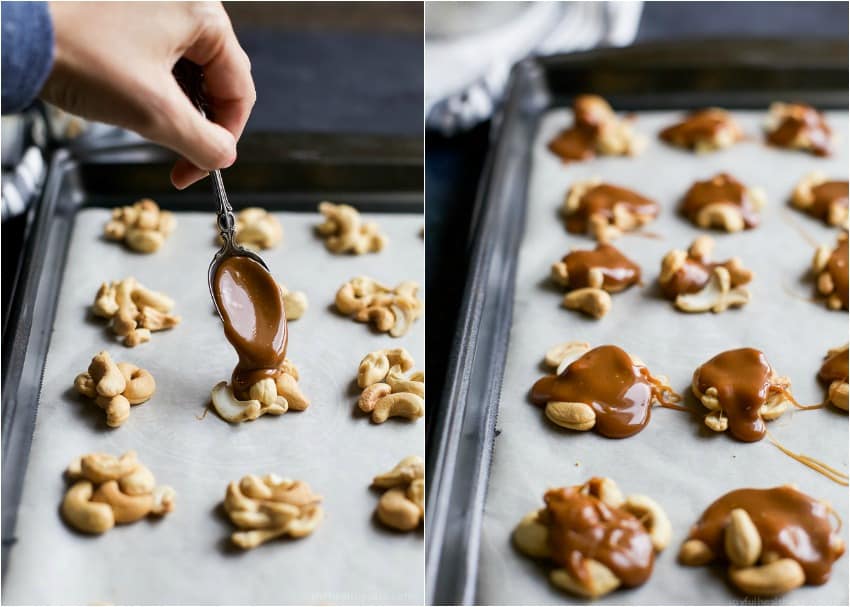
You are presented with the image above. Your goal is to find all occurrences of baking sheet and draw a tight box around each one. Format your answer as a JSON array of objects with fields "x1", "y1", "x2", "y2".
[
  {"x1": 477, "y1": 110, "x2": 849, "y2": 605},
  {"x1": 2, "y1": 209, "x2": 425, "y2": 605}
]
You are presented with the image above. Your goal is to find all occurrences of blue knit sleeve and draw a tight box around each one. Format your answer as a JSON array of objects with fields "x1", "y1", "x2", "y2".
[{"x1": 2, "y1": 1, "x2": 54, "y2": 114}]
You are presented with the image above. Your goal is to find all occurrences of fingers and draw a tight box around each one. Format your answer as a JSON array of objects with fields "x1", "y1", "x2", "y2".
[{"x1": 183, "y1": 5, "x2": 256, "y2": 143}]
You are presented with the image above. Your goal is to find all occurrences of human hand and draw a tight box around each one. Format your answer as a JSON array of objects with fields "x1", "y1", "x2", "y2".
[{"x1": 42, "y1": 1, "x2": 255, "y2": 189}]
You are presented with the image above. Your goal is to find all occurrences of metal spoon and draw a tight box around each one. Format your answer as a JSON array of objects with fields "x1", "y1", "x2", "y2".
[{"x1": 172, "y1": 60, "x2": 270, "y2": 316}]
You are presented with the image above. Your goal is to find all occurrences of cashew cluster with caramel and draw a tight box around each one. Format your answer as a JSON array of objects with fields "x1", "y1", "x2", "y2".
[
  {"x1": 680, "y1": 485, "x2": 844, "y2": 596},
  {"x1": 812, "y1": 232, "x2": 849, "y2": 311},
  {"x1": 92, "y1": 277, "x2": 180, "y2": 346},
  {"x1": 217, "y1": 207, "x2": 283, "y2": 250},
  {"x1": 61, "y1": 450, "x2": 175, "y2": 534},
  {"x1": 792, "y1": 173, "x2": 849, "y2": 228},
  {"x1": 74, "y1": 351, "x2": 155, "y2": 427},
  {"x1": 335, "y1": 277, "x2": 422, "y2": 336},
  {"x1": 210, "y1": 359, "x2": 310, "y2": 423},
  {"x1": 316, "y1": 201, "x2": 387, "y2": 254},
  {"x1": 104, "y1": 198, "x2": 176, "y2": 253},
  {"x1": 658, "y1": 236, "x2": 752, "y2": 313},
  {"x1": 513, "y1": 477, "x2": 671, "y2": 598},
  {"x1": 357, "y1": 348, "x2": 424, "y2": 423},
  {"x1": 223, "y1": 474, "x2": 323, "y2": 549},
  {"x1": 371, "y1": 456, "x2": 424, "y2": 531}
]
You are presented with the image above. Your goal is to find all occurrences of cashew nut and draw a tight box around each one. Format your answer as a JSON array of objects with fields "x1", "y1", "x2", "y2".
[
  {"x1": 117, "y1": 362, "x2": 156, "y2": 405},
  {"x1": 729, "y1": 558, "x2": 806, "y2": 596},
  {"x1": 356, "y1": 350, "x2": 424, "y2": 424},
  {"x1": 88, "y1": 351, "x2": 126, "y2": 397},
  {"x1": 545, "y1": 401, "x2": 596, "y2": 431},
  {"x1": 118, "y1": 464, "x2": 156, "y2": 496},
  {"x1": 550, "y1": 560, "x2": 621, "y2": 599},
  {"x1": 221, "y1": 207, "x2": 283, "y2": 250},
  {"x1": 622, "y1": 494, "x2": 672, "y2": 551},
  {"x1": 513, "y1": 511, "x2": 550, "y2": 558},
  {"x1": 725, "y1": 508, "x2": 762, "y2": 567},
  {"x1": 211, "y1": 360, "x2": 309, "y2": 423},
  {"x1": 695, "y1": 203, "x2": 746, "y2": 232},
  {"x1": 543, "y1": 341, "x2": 590, "y2": 372},
  {"x1": 76, "y1": 354, "x2": 154, "y2": 426},
  {"x1": 562, "y1": 287, "x2": 612, "y2": 319},
  {"x1": 675, "y1": 266, "x2": 750, "y2": 313},
  {"x1": 358, "y1": 348, "x2": 415, "y2": 388},
  {"x1": 281, "y1": 285, "x2": 308, "y2": 320},
  {"x1": 91, "y1": 480, "x2": 154, "y2": 523},
  {"x1": 372, "y1": 455, "x2": 424, "y2": 489},
  {"x1": 62, "y1": 481, "x2": 115, "y2": 534},
  {"x1": 80, "y1": 451, "x2": 138, "y2": 483},
  {"x1": 679, "y1": 538, "x2": 715, "y2": 566}
]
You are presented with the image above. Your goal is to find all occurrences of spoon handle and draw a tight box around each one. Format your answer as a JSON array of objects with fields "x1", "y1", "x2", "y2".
[{"x1": 173, "y1": 59, "x2": 237, "y2": 245}]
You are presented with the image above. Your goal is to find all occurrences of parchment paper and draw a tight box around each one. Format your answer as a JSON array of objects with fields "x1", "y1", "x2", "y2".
[
  {"x1": 3, "y1": 210, "x2": 425, "y2": 605},
  {"x1": 477, "y1": 110, "x2": 849, "y2": 605}
]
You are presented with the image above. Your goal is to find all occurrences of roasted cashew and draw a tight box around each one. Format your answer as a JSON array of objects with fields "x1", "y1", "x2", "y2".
[
  {"x1": 76, "y1": 354, "x2": 154, "y2": 426},
  {"x1": 550, "y1": 559, "x2": 621, "y2": 599},
  {"x1": 372, "y1": 456, "x2": 424, "y2": 531},
  {"x1": 676, "y1": 266, "x2": 750, "y2": 313},
  {"x1": 724, "y1": 508, "x2": 762, "y2": 567},
  {"x1": 335, "y1": 277, "x2": 422, "y2": 336},
  {"x1": 224, "y1": 474, "x2": 323, "y2": 548},
  {"x1": 105, "y1": 198, "x2": 175, "y2": 253},
  {"x1": 545, "y1": 401, "x2": 596, "y2": 431},
  {"x1": 62, "y1": 451, "x2": 174, "y2": 534},
  {"x1": 92, "y1": 480, "x2": 154, "y2": 523},
  {"x1": 513, "y1": 511, "x2": 550, "y2": 558},
  {"x1": 62, "y1": 481, "x2": 115, "y2": 534},
  {"x1": 562, "y1": 287, "x2": 612, "y2": 319},
  {"x1": 316, "y1": 201, "x2": 387, "y2": 254},
  {"x1": 679, "y1": 538, "x2": 714, "y2": 566},
  {"x1": 622, "y1": 494, "x2": 672, "y2": 551},
  {"x1": 543, "y1": 341, "x2": 590, "y2": 372},
  {"x1": 281, "y1": 285, "x2": 308, "y2": 320},
  {"x1": 222, "y1": 207, "x2": 283, "y2": 250},
  {"x1": 729, "y1": 558, "x2": 806, "y2": 596},
  {"x1": 695, "y1": 203, "x2": 746, "y2": 232},
  {"x1": 93, "y1": 277, "x2": 180, "y2": 345},
  {"x1": 358, "y1": 348, "x2": 415, "y2": 388}
]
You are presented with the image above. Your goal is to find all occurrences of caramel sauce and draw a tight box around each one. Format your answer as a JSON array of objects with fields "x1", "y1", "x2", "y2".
[
  {"x1": 809, "y1": 181, "x2": 848, "y2": 222},
  {"x1": 531, "y1": 345, "x2": 677, "y2": 438},
  {"x1": 543, "y1": 482, "x2": 655, "y2": 588},
  {"x1": 565, "y1": 184, "x2": 658, "y2": 234},
  {"x1": 827, "y1": 236, "x2": 849, "y2": 309},
  {"x1": 659, "y1": 109, "x2": 736, "y2": 148},
  {"x1": 213, "y1": 256, "x2": 288, "y2": 399},
  {"x1": 548, "y1": 95, "x2": 610, "y2": 162},
  {"x1": 767, "y1": 103, "x2": 832, "y2": 156},
  {"x1": 692, "y1": 348, "x2": 786, "y2": 442},
  {"x1": 561, "y1": 244, "x2": 641, "y2": 292},
  {"x1": 688, "y1": 486, "x2": 844, "y2": 585},
  {"x1": 680, "y1": 173, "x2": 759, "y2": 229},
  {"x1": 819, "y1": 346, "x2": 849, "y2": 385}
]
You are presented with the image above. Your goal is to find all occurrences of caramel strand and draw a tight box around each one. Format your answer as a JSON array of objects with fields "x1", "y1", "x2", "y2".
[{"x1": 767, "y1": 433, "x2": 849, "y2": 486}]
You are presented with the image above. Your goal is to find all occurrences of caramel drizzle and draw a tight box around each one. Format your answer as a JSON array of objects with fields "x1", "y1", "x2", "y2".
[
  {"x1": 767, "y1": 435, "x2": 849, "y2": 486},
  {"x1": 688, "y1": 486, "x2": 844, "y2": 585},
  {"x1": 531, "y1": 345, "x2": 681, "y2": 438},
  {"x1": 544, "y1": 482, "x2": 655, "y2": 588}
]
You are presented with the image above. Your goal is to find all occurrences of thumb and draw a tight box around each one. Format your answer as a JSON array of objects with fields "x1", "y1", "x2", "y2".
[{"x1": 148, "y1": 79, "x2": 237, "y2": 173}]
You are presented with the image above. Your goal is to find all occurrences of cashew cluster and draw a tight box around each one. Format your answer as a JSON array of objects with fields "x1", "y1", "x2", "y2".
[
  {"x1": 692, "y1": 367, "x2": 792, "y2": 435},
  {"x1": 513, "y1": 477, "x2": 670, "y2": 598},
  {"x1": 92, "y1": 277, "x2": 180, "y2": 346},
  {"x1": 223, "y1": 474, "x2": 323, "y2": 549},
  {"x1": 335, "y1": 277, "x2": 422, "y2": 336},
  {"x1": 685, "y1": 177, "x2": 766, "y2": 233},
  {"x1": 679, "y1": 489, "x2": 845, "y2": 596},
  {"x1": 812, "y1": 232, "x2": 848, "y2": 310},
  {"x1": 218, "y1": 207, "x2": 282, "y2": 250},
  {"x1": 576, "y1": 95, "x2": 646, "y2": 157},
  {"x1": 765, "y1": 102, "x2": 833, "y2": 155},
  {"x1": 61, "y1": 451, "x2": 175, "y2": 534},
  {"x1": 104, "y1": 198, "x2": 176, "y2": 253},
  {"x1": 316, "y1": 201, "x2": 387, "y2": 254},
  {"x1": 792, "y1": 172, "x2": 849, "y2": 228},
  {"x1": 74, "y1": 351, "x2": 155, "y2": 427},
  {"x1": 211, "y1": 360, "x2": 309, "y2": 423},
  {"x1": 371, "y1": 456, "x2": 424, "y2": 531},
  {"x1": 822, "y1": 344, "x2": 849, "y2": 411},
  {"x1": 659, "y1": 236, "x2": 752, "y2": 313},
  {"x1": 357, "y1": 348, "x2": 424, "y2": 423},
  {"x1": 562, "y1": 179, "x2": 656, "y2": 242},
  {"x1": 660, "y1": 108, "x2": 744, "y2": 152},
  {"x1": 539, "y1": 342, "x2": 677, "y2": 431}
]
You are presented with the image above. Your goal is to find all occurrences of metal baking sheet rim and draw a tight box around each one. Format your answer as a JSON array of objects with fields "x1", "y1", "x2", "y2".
[{"x1": 425, "y1": 45, "x2": 849, "y2": 605}]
